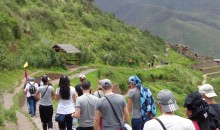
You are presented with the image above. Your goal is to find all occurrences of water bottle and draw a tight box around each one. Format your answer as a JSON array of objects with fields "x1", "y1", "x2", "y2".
[{"x1": 72, "y1": 118, "x2": 77, "y2": 130}]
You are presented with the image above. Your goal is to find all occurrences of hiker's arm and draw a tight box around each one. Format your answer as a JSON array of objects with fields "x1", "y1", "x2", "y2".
[
  {"x1": 54, "y1": 88, "x2": 60, "y2": 100},
  {"x1": 72, "y1": 93, "x2": 78, "y2": 103},
  {"x1": 51, "y1": 90, "x2": 55, "y2": 100},
  {"x1": 35, "y1": 91, "x2": 40, "y2": 101},
  {"x1": 127, "y1": 98, "x2": 133, "y2": 115},
  {"x1": 124, "y1": 106, "x2": 130, "y2": 125},
  {"x1": 94, "y1": 110, "x2": 100, "y2": 130},
  {"x1": 71, "y1": 108, "x2": 80, "y2": 118}
]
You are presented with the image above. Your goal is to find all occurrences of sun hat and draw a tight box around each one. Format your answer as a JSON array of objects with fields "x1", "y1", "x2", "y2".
[
  {"x1": 157, "y1": 89, "x2": 179, "y2": 112},
  {"x1": 199, "y1": 84, "x2": 217, "y2": 98}
]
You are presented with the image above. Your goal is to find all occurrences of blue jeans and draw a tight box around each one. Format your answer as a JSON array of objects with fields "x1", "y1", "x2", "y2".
[
  {"x1": 27, "y1": 96, "x2": 37, "y2": 116},
  {"x1": 132, "y1": 118, "x2": 143, "y2": 130}
]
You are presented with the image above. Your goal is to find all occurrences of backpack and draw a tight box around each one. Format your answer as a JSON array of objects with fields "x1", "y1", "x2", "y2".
[
  {"x1": 23, "y1": 81, "x2": 29, "y2": 89},
  {"x1": 208, "y1": 106, "x2": 220, "y2": 130},
  {"x1": 28, "y1": 83, "x2": 36, "y2": 94}
]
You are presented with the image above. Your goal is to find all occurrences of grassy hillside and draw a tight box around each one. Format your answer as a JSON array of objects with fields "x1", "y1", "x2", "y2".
[
  {"x1": 0, "y1": 0, "x2": 165, "y2": 70},
  {"x1": 95, "y1": 0, "x2": 220, "y2": 58},
  {"x1": 208, "y1": 77, "x2": 220, "y2": 102}
]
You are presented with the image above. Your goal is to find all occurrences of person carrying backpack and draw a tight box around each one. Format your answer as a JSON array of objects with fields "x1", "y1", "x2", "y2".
[
  {"x1": 24, "y1": 77, "x2": 38, "y2": 117},
  {"x1": 184, "y1": 91, "x2": 211, "y2": 130},
  {"x1": 199, "y1": 84, "x2": 220, "y2": 130},
  {"x1": 127, "y1": 75, "x2": 156, "y2": 130}
]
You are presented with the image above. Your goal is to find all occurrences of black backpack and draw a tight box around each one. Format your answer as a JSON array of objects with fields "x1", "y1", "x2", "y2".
[
  {"x1": 208, "y1": 106, "x2": 220, "y2": 130},
  {"x1": 28, "y1": 83, "x2": 36, "y2": 94}
]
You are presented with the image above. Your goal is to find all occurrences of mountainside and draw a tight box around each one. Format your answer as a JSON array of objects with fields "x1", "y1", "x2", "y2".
[
  {"x1": 95, "y1": 0, "x2": 220, "y2": 58},
  {"x1": 0, "y1": 0, "x2": 165, "y2": 70}
]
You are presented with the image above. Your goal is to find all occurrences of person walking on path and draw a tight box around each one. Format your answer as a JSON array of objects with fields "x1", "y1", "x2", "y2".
[
  {"x1": 55, "y1": 75, "x2": 78, "y2": 130},
  {"x1": 93, "y1": 80, "x2": 104, "y2": 130},
  {"x1": 184, "y1": 91, "x2": 211, "y2": 130},
  {"x1": 93, "y1": 80, "x2": 104, "y2": 98},
  {"x1": 199, "y1": 84, "x2": 220, "y2": 130},
  {"x1": 24, "y1": 77, "x2": 38, "y2": 117},
  {"x1": 94, "y1": 79, "x2": 130, "y2": 130},
  {"x1": 127, "y1": 75, "x2": 156, "y2": 130},
  {"x1": 72, "y1": 80, "x2": 98, "y2": 130},
  {"x1": 143, "y1": 89, "x2": 195, "y2": 130},
  {"x1": 35, "y1": 75, "x2": 55, "y2": 130},
  {"x1": 75, "y1": 74, "x2": 86, "y2": 97}
]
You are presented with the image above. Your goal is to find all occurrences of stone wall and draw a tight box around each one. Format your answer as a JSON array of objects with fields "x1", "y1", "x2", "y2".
[
  {"x1": 193, "y1": 61, "x2": 218, "y2": 70},
  {"x1": 202, "y1": 66, "x2": 220, "y2": 74}
]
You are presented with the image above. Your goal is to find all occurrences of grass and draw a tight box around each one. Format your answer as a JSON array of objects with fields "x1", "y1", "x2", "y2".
[{"x1": 207, "y1": 77, "x2": 220, "y2": 102}]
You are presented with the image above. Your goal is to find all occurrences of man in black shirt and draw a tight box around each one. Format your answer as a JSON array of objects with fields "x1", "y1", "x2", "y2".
[
  {"x1": 199, "y1": 84, "x2": 220, "y2": 130},
  {"x1": 75, "y1": 74, "x2": 86, "y2": 96}
]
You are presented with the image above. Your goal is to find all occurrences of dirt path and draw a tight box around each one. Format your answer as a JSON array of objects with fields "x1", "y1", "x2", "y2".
[{"x1": 2, "y1": 67, "x2": 96, "y2": 130}]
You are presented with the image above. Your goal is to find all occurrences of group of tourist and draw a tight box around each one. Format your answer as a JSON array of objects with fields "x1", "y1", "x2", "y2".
[{"x1": 23, "y1": 74, "x2": 220, "y2": 130}]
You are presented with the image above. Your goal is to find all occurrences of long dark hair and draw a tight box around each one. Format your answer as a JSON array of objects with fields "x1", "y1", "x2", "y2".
[
  {"x1": 58, "y1": 75, "x2": 70, "y2": 100},
  {"x1": 184, "y1": 92, "x2": 211, "y2": 130}
]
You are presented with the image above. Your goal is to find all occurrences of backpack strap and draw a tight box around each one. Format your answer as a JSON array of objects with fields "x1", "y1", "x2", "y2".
[
  {"x1": 155, "y1": 118, "x2": 167, "y2": 130},
  {"x1": 209, "y1": 106, "x2": 220, "y2": 120},
  {"x1": 97, "y1": 91, "x2": 101, "y2": 98},
  {"x1": 41, "y1": 85, "x2": 49, "y2": 98},
  {"x1": 104, "y1": 95, "x2": 125, "y2": 130}
]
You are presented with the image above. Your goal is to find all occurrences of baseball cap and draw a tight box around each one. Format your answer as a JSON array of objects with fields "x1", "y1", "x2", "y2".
[
  {"x1": 29, "y1": 77, "x2": 35, "y2": 81},
  {"x1": 199, "y1": 84, "x2": 217, "y2": 98},
  {"x1": 184, "y1": 92, "x2": 203, "y2": 110},
  {"x1": 101, "y1": 79, "x2": 112, "y2": 87},
  {"x1": 157, "y1": 89, "x2": 179, "y2": 112},
  {"x1": 79, "y1": 74, "x2": 86, "y2": 79}
]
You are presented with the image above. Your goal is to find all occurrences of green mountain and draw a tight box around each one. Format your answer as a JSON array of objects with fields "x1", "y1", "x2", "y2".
[
  {"x1": 95, "y1": 0, "x2": 220, "y2": 58},
  {"x1": 0, "y1": 0, "x2": 166, "y2": 70}
]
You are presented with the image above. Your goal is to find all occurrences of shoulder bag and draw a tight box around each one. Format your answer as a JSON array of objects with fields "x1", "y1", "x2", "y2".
[
  {"x1": 104, "y1": 96, "x2": 132, "y2": 130},
  {"x1": 155, "y1": 118, "x2": 166, "y2": 130}
]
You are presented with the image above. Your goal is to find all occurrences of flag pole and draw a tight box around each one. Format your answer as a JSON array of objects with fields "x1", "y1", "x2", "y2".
[{"x1": 23, "y1": 62, "x2": 28, "y2": 81}]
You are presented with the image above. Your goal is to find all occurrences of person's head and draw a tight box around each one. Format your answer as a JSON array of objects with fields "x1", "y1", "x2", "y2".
[
  {"x1": 157, "y1": 89, "x2": 179, "y2": 114},
  {"x1": 128, "y1": 75, "x2": 142, "y2": 89},
  {"x1": 184, "y1": 92, "x2": 205, "y2": 118},
  {"x1": 81, "y1": 80, "x2": 91, "y2": 91},
  {"x1": 98, "y1": 80, "x2": 102, "y2": 90},
  {"x1": 101, "y1": 79, "x2": 112, "y2": 91},
  {"x1": 58, "y1": 75, "x2": 70, "y2": 100},
  {"x1": 79, "y1": 74, "x2": 86, "y2": 82},
  {"x1": 28, "y1": 77, "x2": 35, "y2": 82},
  {"x1": 199, "y1": 84, "x2": 217, "y2": 99},
  {"x1": 184, "y1": 92, "x2": 210, "y2": 129},
  {"x1": 41, "y1": 75, "x2": 49, "y2": 85}
]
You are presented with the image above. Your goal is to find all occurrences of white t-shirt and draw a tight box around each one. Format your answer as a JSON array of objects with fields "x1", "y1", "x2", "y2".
[
  {"x1": 24, "y1": 82, "x2": 38, "y2": 97},
  {"x1": 56, "y1": 86, "x2": 76, "y2": 114},
  {"x1": 143, "y1": 115, "x2": 195, "y2": 130}
]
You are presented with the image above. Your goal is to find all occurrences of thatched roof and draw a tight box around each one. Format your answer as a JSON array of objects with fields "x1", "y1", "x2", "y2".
[{"x1": 52, "y1": 44, "x2": 81, "y2": 54}]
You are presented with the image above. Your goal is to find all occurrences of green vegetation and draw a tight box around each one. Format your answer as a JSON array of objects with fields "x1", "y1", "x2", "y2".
[
  {"x1": 208, "y1": 77, "x2": 220, "y2": 102},
  {"x1": 0, "y1": 0, "x2": 215, "y2": 129},
  {"x1": 0, "y1": 0, "x2": 165, "y2": 70},
  {"x1": 95, "y1": 0, "x2": 220, "y2": 58}
]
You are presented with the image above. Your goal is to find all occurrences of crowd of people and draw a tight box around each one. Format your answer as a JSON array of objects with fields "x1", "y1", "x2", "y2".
[{"x1": 23, "y1": 74, "x2": 220, "y2": 130}]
